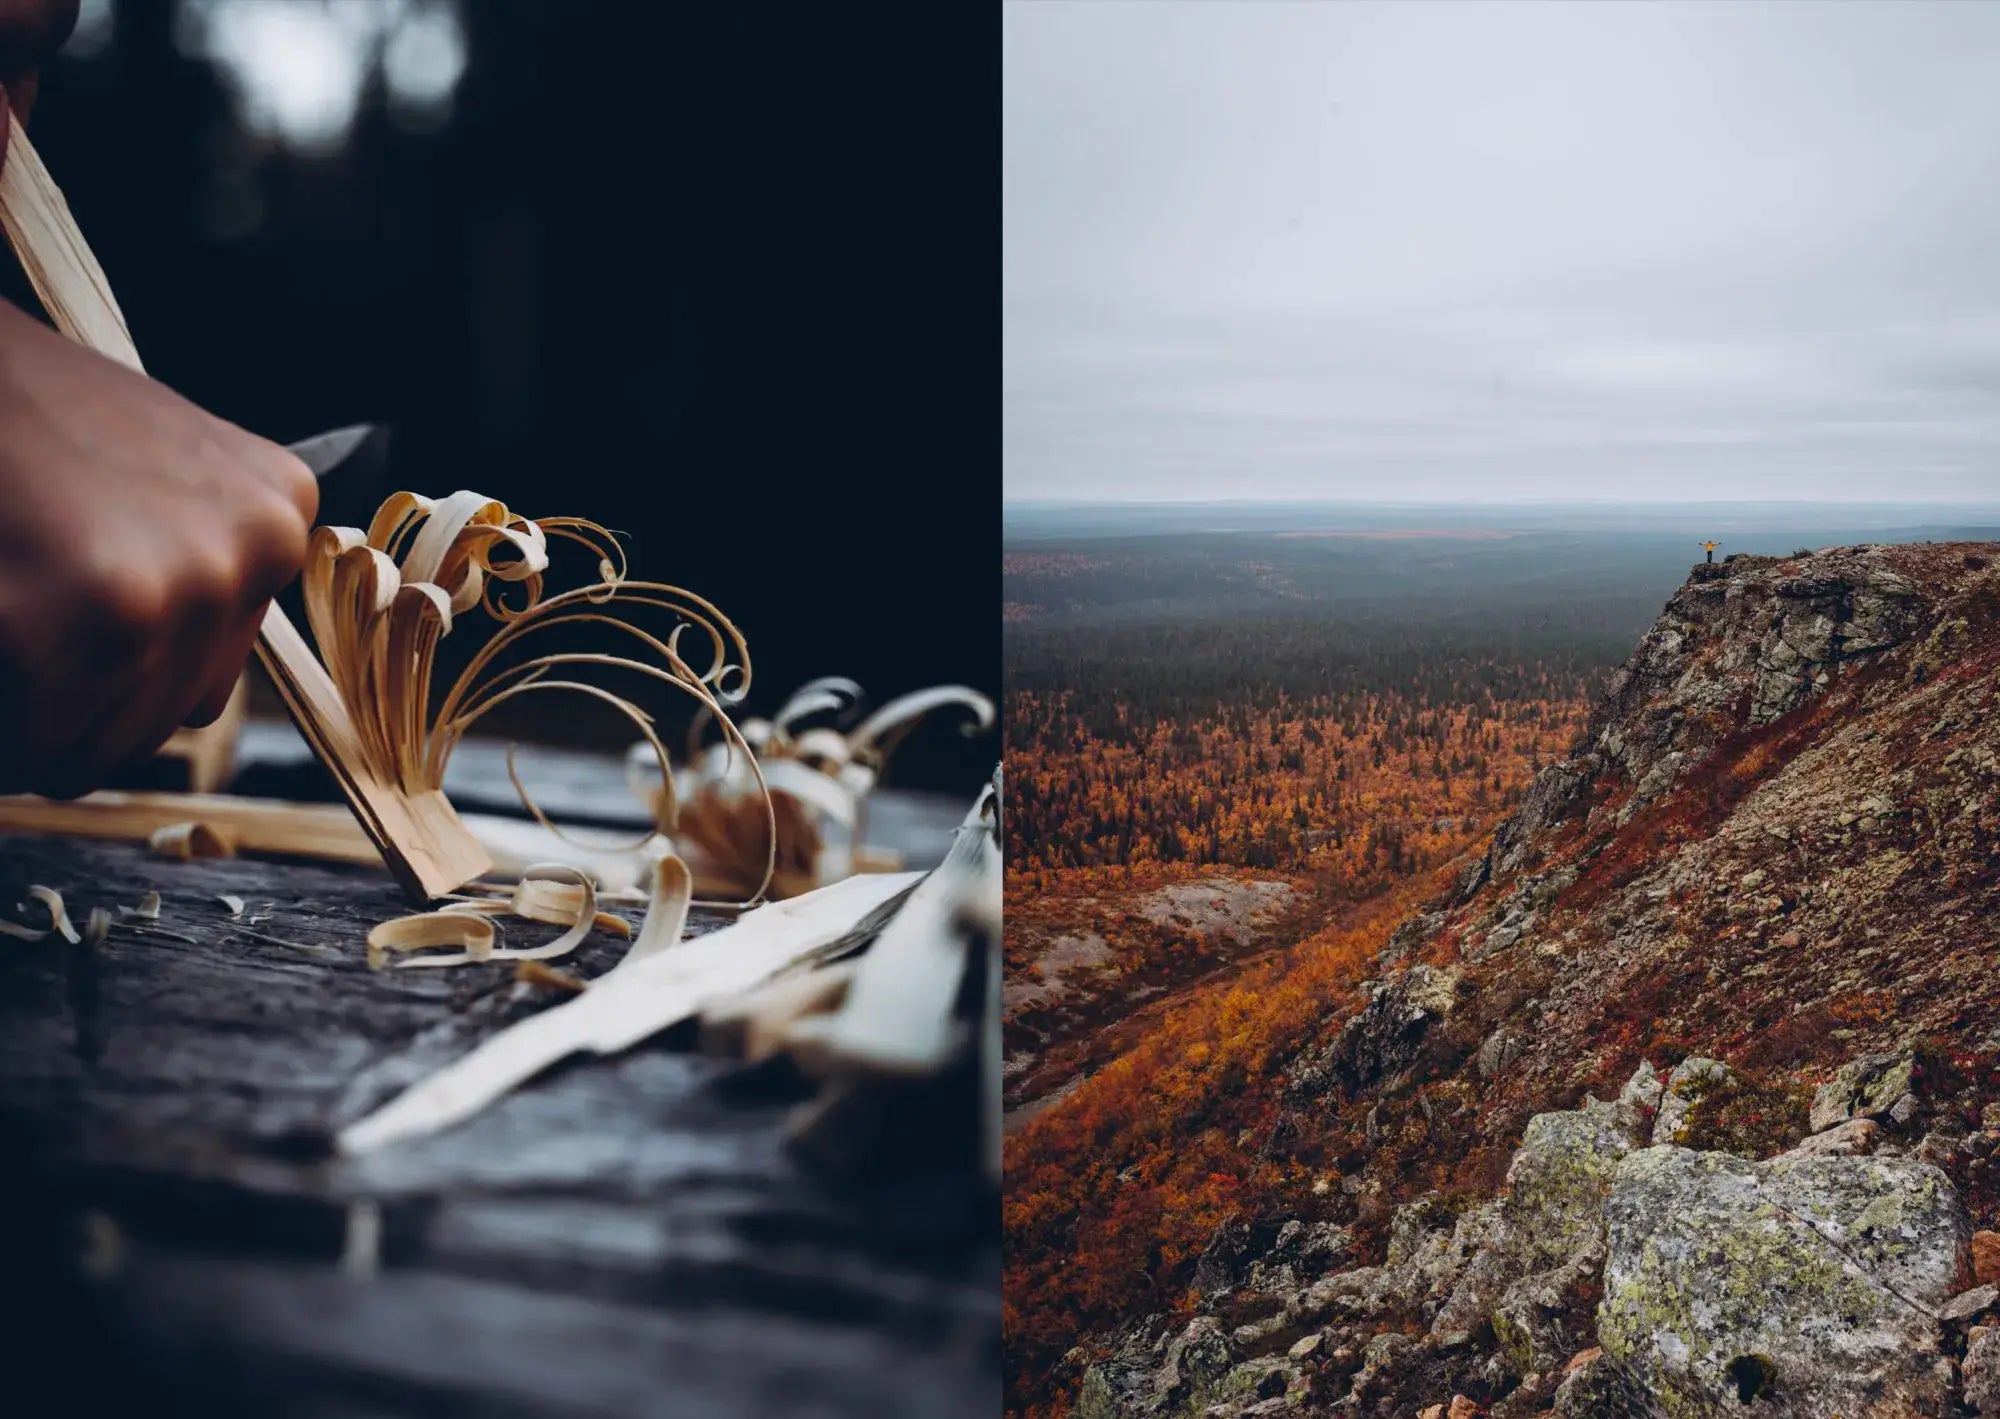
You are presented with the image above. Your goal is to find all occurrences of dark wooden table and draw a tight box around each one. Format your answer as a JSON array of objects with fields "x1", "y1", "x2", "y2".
[{"x1": 0, "y1": 734, "x2": 996, "y2": 1418}]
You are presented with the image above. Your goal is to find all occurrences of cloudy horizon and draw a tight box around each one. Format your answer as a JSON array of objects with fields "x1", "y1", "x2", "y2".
[{"x1": 1004, "y1": 2, "x2": 2000, "y2": 505}]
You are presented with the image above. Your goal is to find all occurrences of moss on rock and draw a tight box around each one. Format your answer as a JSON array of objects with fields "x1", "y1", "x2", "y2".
[{"x1": 1599, "y1": 1146, "x2": 1969, "y2": 1417}]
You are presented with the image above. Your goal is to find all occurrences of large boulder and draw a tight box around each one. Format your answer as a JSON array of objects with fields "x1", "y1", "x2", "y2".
[
  {"x1": 1599, "y1": 1146, "x2": 1971, "y2": 1417},
  {"x1": 1502, "y1": 1098, "x2": 1648, "y2": 1275},
  {"x1": 1430, "y1": 1089, "x2": 1645, "y2": 1345}
]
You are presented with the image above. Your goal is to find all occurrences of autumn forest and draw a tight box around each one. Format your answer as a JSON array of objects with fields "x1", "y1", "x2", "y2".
[{"x1": 998, "y1": 521, "x2": 1680, "y2": 1417}]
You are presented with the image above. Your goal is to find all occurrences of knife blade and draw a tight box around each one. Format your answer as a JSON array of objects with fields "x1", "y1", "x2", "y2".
[{"x1": 287, "y1": 423, "x2": 393, "y2": 530}]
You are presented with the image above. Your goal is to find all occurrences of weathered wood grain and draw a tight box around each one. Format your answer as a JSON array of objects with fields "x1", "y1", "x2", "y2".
[{"x1": 0, "y1": 783, "x2": 995, "y2": 1417}]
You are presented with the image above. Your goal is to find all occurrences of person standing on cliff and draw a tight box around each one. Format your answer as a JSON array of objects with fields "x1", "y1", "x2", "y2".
[{"x1": 1701, "y1": 540, "x2": 1720, "y2": 563}]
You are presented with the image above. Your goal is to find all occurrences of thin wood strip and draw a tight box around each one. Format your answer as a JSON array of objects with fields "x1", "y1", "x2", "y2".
[
  {"x1": 256, "y1": 610, "x2": 491, "y2": 898},
  {"x1": 0, "y1": 788, "x2": 750, "y2": 900},
  {"x1": 0, "y1": 122, "x2": 139, "y2": 369},
  {"x1": 0, "y1": 791, "x2": 380, "y2": 863},
  {"x1": 0, "y1": 122, "x2": 487, "y2": 901}
]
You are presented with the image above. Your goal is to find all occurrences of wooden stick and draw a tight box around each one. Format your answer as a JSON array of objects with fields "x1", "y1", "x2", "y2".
[
  {"x1": 0, "y1": 788, "x2": 753, "y2": 901},
  {"x1": 0, "y1": 124, "x2": 488, "y2": 900}
]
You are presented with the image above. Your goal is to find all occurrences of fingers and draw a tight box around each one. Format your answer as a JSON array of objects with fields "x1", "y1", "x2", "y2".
[
  {"x1": 33, "y1": 550, "x2": 216, "y2": 795},
  {"x1": 182, "y1": 613, "x2": 262, "y2": 729}
]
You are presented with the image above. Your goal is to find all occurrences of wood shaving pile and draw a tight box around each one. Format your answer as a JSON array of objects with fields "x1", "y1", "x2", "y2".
[
  {"x1": 302, "y1": 490, "x2": 776, "y2": 908},
  {"x1": 637, "y1": 678, "x2": 995, "y2": 900}
]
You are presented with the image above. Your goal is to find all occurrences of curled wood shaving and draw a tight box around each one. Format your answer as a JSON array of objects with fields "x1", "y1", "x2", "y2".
[
  {"x1": 218, "y1": 894, "x2": 246, "y2": 917},
  {"x1": 362, "y1": 849, "x2": 696, "y2": 978},
  {"x1": 27, "y1": 885, "x2": 80, "y2": 944},
  {"x1": 300, "y1": 492, "x2": 775, "y2": 908},
  {"x1": 367, "y1": 860, "x2": 653, "y2": 972},
  {"x1": 612, "y1": 851, "x2": 692, "y2": 973},
  {"x1": 83, "y1": 907, "x2": 111, "y2": 947},
  {"x1": 847, "y1": 685, "x2": 994, "y2": 768},
  {"x1": 515, "y1": 959, "x2": 586, "y2": 993},
  {"x1": 664, "y1": 680, "x2": 995, "y2": 900},
  {"x1": 365, "y1": 911, "x2": 496, "y2": 971},
  {"x1": 148, "y1": 821, "x2": 237, "y2": 860},
  {"x1": 128, "y1": 891, "x2": 161, "y2": 921}
]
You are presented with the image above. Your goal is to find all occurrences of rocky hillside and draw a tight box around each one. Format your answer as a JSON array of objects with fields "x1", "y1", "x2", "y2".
[{"x1": 1070, "y1": 543, "x2": 2000, "y2": 1418}]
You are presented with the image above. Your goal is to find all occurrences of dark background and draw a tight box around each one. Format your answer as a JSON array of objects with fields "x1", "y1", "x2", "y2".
[{"x1": 16, "y1": 1, "x2": 998, "y2": 795}]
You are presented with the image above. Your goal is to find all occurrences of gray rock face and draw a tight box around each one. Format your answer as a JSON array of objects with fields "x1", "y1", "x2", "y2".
[
  {"x1": 1599, "y1": 1146, "x2": 1972, "y2": 1418},
  {"x1": 1966, "y1": 1326, "x2": 2000, "y2": 1416},
  {"x1": 1652, "y1": 1057, "x2": 1738, "y2": 1145},
  {"x1": 1192, "y1": 1215, "x2": 1255, "y2": 1297},
  {"x1": 1503, "y1": 1098, "x2": 1649, "y2": 1275},
  {"x1": 1552, "y1": 1349, "x2": 1657, "y2": 1418},
  {"x1": 1473, "y1": 550, "x2": 1923, "y2": 883},
  {"x1": 1779, "y1": 1117, "x2": 1883, "y2": 1160},
  {"x1": 1490, "y1": 1237, "x2": 1606, "y2": 1372},
  {"x1": 1474, "y1": 1027, "x2": 1524, "y2": 1081},
  {"x1": 1619, "y1": 1060, "x2": 1664, "y2": 1116},
  {"x1": 1810, "y1": 1045, "x2": 1925, "y2": 1133},
  {"x1": 1152, "y1": 1316, "x2": 1234, "y2": 1409},
  {"x1": 1426, "y1": 1088, "x2": 1645, "y2": 1357},
  {"x1": 1325, "y1": 964, "x2": 1461, "y2": 1091}
]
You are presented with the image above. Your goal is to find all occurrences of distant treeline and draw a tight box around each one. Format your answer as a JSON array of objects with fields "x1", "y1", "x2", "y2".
[{"x1": 1006, "y1": 611, "x2": 1621, "y2": 749}]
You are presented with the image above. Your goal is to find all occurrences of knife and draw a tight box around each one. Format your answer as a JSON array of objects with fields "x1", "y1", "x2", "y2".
[{"x1": 288, "y1": 422, "x2": 392, "y2": 526}]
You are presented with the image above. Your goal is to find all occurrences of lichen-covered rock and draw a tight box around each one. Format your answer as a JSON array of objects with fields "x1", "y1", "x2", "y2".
[
  {"x1": 1489, "y1": 1239, "x2": 1605, "y2": 1374},
  {"x1": 1074, "y1": 1366, "x2": 1120, "y2": 1419},
  {"x1": 1778, "y1": 1116, "x2": 1882, "y2": 1160},
  {"x1": 1965, "y1": 1326, "x2": 2000, "y2": 1417},
  {"x1": 1809, "y1": 1045, "x2": 1926, "y2": 1133},
  {"x1": 1550, "y1": 1347, "x2": 1655, "y2": 1418},
  {"x1": 1266, "y1": 1219, "x2": 1351, "y2": 1274},
  {"x1": 1474, "y1": 1028, "x2": 1524, "y2": 1081},
  {"x1": 1619, "y1": 1060, "x2": 1663, "y2": 1118},
  {"x1": 1651, "y1": 1057, "x2": 1736, "y2": 1145},
  {"x1": 1599, "y1": 1146, "x2": 1971, "y2": 1417},
  {"x1": 1151, "y1": 1316, "x2": 1235, "y2": 1410},
  {"x1": 1500, "y1": 1098, "x2": 1646, "y2": 1276},
  {"x1": 1202, "y1": 1356, "x2": 1297, "y2": 1411},
  {"x1": 1423, "y1": 1090, "x2": 1640, "y2": 1355},
  {"x1": 1077, "y1": 1355, "x2": 1157, "y2": 1419}
]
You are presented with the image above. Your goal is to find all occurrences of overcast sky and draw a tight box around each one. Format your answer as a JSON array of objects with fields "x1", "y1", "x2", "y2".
[{"x1": 1004, "y1": 2, "x2": 2000, "y2": 504}]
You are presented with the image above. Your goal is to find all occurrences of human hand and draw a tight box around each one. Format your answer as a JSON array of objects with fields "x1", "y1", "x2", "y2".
[{"x1": 0, "y1": 298, "x2": 317, "y2": 796}]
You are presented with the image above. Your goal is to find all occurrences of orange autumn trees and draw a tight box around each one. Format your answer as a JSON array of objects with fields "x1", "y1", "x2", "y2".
[
  {"x1": 1002, "y1": 876, "x2": 1450, "y2": 1419},
  {"x1": 999, "y1": 546, "x2": 1632, "y2": 1416},
  {"x1": 1005, "y1": 688, "x2": 1585, "y2": 882}
]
